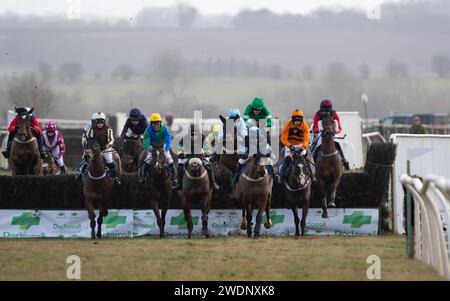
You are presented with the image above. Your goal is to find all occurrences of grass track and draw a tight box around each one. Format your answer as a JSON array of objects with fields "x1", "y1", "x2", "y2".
[{"x1": 0, "y1": 235, "x2": 444, "y2": 280}]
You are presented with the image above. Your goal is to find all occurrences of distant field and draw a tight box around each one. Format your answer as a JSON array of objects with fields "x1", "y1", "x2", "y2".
[
  {"x1": 0, "y1": 235, "x2": 444, "y2": 280},
  {"x1": 48, "y1": 77, "x2": 450, "y2": 119}
]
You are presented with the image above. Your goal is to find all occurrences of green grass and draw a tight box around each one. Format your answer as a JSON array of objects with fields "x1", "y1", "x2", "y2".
[{"x1": 0, "y1": 235, "x2": 444, "y2": 280}]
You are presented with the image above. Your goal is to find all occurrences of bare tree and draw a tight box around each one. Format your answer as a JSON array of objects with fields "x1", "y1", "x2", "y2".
[
  {"x1": 176, "y1": 4, "x2": 198, "y2": 29},
  {"x1": 357, "y1": 63, "x2": 371, "y2": 80},
  {"x1": 112, "y1": 63, "x2": 136, "y2": 81},
  {"x1": 2, "y1": 73, "x2": 57, "y2": 117},
  {"x1": 59, "y1": 62, "x2": 83, "y2": 82},
  {"x1": 302, "y1": 65, "x2": 315, "y2": 80},
  {"x1": 37, "y1": 61, "x2": 53, "y2": 81},
  {"x1": 325, "y1": 61, "x2": 353, "y2": 81},
  {"x1": 431, "y1": 54, "x2": 450, "y2": 78},
  {"x1": 386, "y1": 60, "x2": 408, "y2": 78},
  {"x1": 151, "y1": 50, "x2": 186, "y2": 98}
]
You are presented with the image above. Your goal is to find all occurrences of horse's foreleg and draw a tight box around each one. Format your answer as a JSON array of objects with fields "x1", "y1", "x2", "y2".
[
  {"x1": 151, "y1": 201, "x2": 163, "y2": 238},
  {"x1": 301, "y1": 204, "x2": 309, "y2": 236},
  {"x1": 321, "y1": 187, "x2": 328, "y2": 219},
  {"x1": 201, "y1": 194, "x2": 211, "y2": 238},
  {"x1": 264, "y1": 202, "x2": 272, "y2": 229},
  {"x1": 292, "y1": 207, "x2": 300, "y2": 237},
  {"x1": 240, "y1": 205, "x2": 247, "y2": 230},
  {"x1": 246, "y1": 201, "x2": 253, "y2": 238},
  {"x1": 182, "y1": 197, "x2": 193, "y2": 238},
  {"x1": 86, "y1": 201, "x2": 96, "y2": 239},
  {"x1": 96, "y1": 207, "x2": 106, "y2": 239},
  {"x1": 161, "y1": 200, "x2": 168, "y2": 238},
  {"x1": 328, "y1": 186, "x2": 337, "y2": 208},
  {"x1": 254, "y1": 204, "x2": 264, "y2": 239}
]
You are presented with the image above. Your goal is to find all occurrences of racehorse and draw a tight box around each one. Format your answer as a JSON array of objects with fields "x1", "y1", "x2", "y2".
[
  {"x1": 83, "y1": 139, "x2": 122, "y2": 239},
  {"x1": 42, "y1": 151, "x2": 58, "y2": 175},
  {"x1": 283, "y1": 148, "x2": 311, "y2": 236},
  {"x1": 121, "y1": 137, "x2": 143, "y2": 173},
  {"x1": 8, "y1": 108, "x2": 43, "y2": 176},
  {"x1": 315, "y1": 114, "x2": 343, "y2": 218},
  {"x1": 235, "y1": 154, "x2": 273, "y2": 238},
  {"x1": 213, "y1": 115, "x2": 240, "y2": 193},
  {"x1": 141, "y1": 146, "x2": 172, "y2": 238},
  {"x1": 180, "y1": 156, "x2": 212, "y2": 238}
]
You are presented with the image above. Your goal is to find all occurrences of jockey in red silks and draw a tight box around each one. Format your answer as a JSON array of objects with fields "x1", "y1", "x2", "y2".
[
  {"x1": 41, "y1": 121, "x2": 67, "y2": 174},
  {"x1": 2, "y1": 107, "x2": 46, "y2": 159},
  {"x1": 312, "y1": 99, "x2": 349, "y2": 170}
]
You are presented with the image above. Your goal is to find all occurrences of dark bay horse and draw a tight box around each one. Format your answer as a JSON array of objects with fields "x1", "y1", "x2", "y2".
[
  {"x1": 42, "y1": 151, "x2": 58, "y2": 175},
  {"x1": 141, "y1": 146, "x2": 172, "y2": 238},
  {"x1": 315, "y1": 114, "x2": 343, "y2": 218},
  {"x1": 9, "y1": 110, "x2": 43, "y2": 176},
  {"x1": 83, "y1": 139, "x2": 122, "y2": 239},
  {"x1": 180, "y1": 156, "x2": 212, "y2": 238},
  {"x1": 121, "y1": 138, "x2": 143, "y2": 173},
  {"x1": 235, "y1": 154, "x2": 273, "y2": 238},
  {"x1": 283, "y1": 149, "x2": 311, "y2": 236},
  {"x1": 214, "y1": 115, "x2": 240, "y2": 192}
]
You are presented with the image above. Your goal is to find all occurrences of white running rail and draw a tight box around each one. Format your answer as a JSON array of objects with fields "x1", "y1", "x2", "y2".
[{"x1": 400, "y1": 174, "x2": 450, "y2": 279}]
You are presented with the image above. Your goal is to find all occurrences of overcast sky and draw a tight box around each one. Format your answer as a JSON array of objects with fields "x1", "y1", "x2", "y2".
[{"x1": 0, "y1": 0, "x2": 408, "y2": 18}]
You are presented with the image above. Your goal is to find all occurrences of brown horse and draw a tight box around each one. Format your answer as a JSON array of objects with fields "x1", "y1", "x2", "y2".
[
  {"x1": 42, "y1": 151, "x2": 58, "y2": 175},
  {"x1": 283, "y1": 149, "x2": 311, "y2": 236},
  {"x1": 9, "y1": 111, "x2": 43, "y2": 176},
  {"x1": 83, "y1": 139, "x2": 122, "y2": 239},
  {"x1": 180, "y1": 156, "x2": 212, "y2": 238},
  {"x1": 235, "y1": 154, "x2": 273, "y2": 238},
  {"x1": 315, "y1": 114, "x2": 343, "y2": 218},
  {"x1": 141, "y1": 146, "x2": 172, "y2": 238},
  {"x1": 121, "y1": 138, "x2": 143, "y2": 173}
]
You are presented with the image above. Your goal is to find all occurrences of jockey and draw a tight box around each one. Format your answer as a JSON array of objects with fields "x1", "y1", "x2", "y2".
[
  {"x1": 139, "y1": 113, "x2": 177, "y2": 186},
  {"x1": 120, "y1": 108, "x2": 149, "y2": 141},
  {"x1": 233, "y1": 125, "x2": 275, "y2": 183},
  {"x1": 243, "y1": 97, "x2": 272, "y2": 145},
  {"x1": 79, "y1": 112, "x2": 121, "y2": 184},
  {"x1": 175, "y1": 123, "x2": 219, "y2": 191},
  {"x1": 279, "y1": 109, "x2": 315, "y2": 183},
  {"x1": 312, "y1": 99, "x2": 349, "y2": 170},
  {"x1": 41, "y1": 121, "x2": 67, "y2": 174},
  {"x1": 2, "y1": 107, "x2": 46, "y2": 159}
]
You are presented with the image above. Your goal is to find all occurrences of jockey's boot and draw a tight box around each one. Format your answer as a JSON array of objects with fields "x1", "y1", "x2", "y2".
[
  {"x1": 233, "y1": 163, "x2": 244, "y2": 184},
  {"x1": 35, "y1": 134, "x2": 47, "y2": 159},
  {"x1": 168, "y1": 162, "x2": 178, "y2": 188},
  {"x1": 313, "y1": 146, "x2": 321, "y2": 163},
  {"x1": 59, "y1": 165, "x2": 67, "y2": 174},
  {"x1": 267, "y1": 164, "x2": 275, "y2": 178},
  {"x1": 204, "y1": 162, "x2": 219, "y2": 190},
  {"x1": 2, "y1": 133, "x2": 14, "y2": 159},
  {"x1": 76, "y1": 162, "x2": 88, "y2": 180},
  {"x1": 335, "y1": 143, "x2": 350, "y2": 170},
  {"x1": 279, "y1": 156, "x2": 292, "y2": 184},
  {"x1": 106, "y1": 162, "x2": 121, "y2": 185},
  {"x1": 138, "y1": 162, "x2": 151, "y2": 185},
  {"x1": 175, "y1": 163, "x2": 185, "y2": 190},
  {"x1": 307, "y1": 161, "x2": 316, "y2": 183}
]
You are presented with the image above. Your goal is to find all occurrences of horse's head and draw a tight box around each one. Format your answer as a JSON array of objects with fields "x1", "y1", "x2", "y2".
[
  {"x1": 122, "y1": 139, "x2": 140, "y2": 167},
  {"x1": 321, "y1": 114, "x2": 336, "y2": 139},
  {"x1": 187, "y1": 157, "x2": 204, "y2": 177},
  {"x1": 15, "y1": 111, "x2": 33, "y2": 141},
  {"x1": 151, "y1": 146, "x2": 166, "y2": 175},
  {"x1": 292, "y1": 152, "x2": 309, "y2": 187},
  {"x1": 84, "y1": 139, "x2": 101, "y2": 162},
  {"x1": 248, "y1": 154, "x2": 266, "y2": 177}
]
